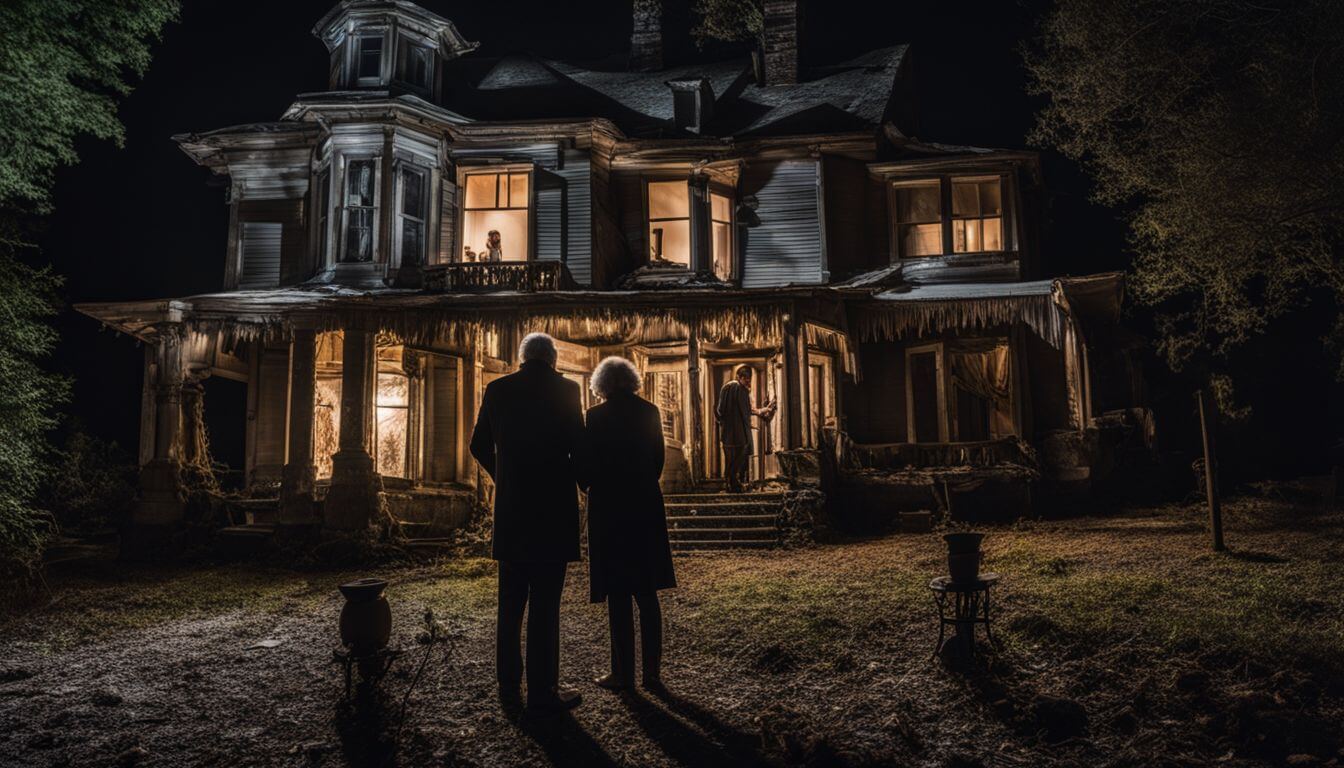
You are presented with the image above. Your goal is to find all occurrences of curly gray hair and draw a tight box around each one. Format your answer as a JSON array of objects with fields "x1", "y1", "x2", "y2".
[
  {"x1": 590, "y1": 356, "x2": 641, "y2": 399},
  {"x1": 518, "y1": 332, "x2": 558, "y2": 366}
]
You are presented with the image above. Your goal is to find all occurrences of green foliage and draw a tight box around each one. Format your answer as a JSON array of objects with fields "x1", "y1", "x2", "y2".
[
  {"x1": 692, "y1": 0, "x2": 763, "y2": 47},
  {"x1": 39, "y1": 427, "x2": 138, "y2": 534},
  {"x1": 0, "y1": 0, "x2": 179, "y2": 581},
  {"x1": 1025, "y1": 0, "x2": 1344, "y2": 382},
  {"x1": 0, "y1": 0, "x2": 179, "y2": 213}
]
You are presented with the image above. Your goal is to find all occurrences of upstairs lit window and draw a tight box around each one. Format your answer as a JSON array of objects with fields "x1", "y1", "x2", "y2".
[
  {"x1": 462, "y1": 171, "x2": 529, "y2": 262},
  {"x1": 711, "y1": 191, "x2": 733, "y2": 280},
  {"x1": 893, "y1": 180, "x2": 943, "y2": 257},
  {"x1": 397, "y1": 166, "x2": 428, "y2": 267},
  {"x1": 341, "y1": 159, "x2": 376, "y2": 263},
  {"x1": 951, "y1": 176, "x2": 1003, "y2": 253},
  {"x1": 356, "y1": 35, "x2": 384, "y2": 83},
  {"x1": 647, "y1": 180, "x2": 691, "y2": 266},
  {"x1": 892, "y1": 175, "x2": 1008, "y2": 258}
]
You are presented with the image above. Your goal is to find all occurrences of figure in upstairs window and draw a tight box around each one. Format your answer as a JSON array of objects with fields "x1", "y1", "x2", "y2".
[{"x1": 483, "y1": 230, "x2": 504, "y2": 262}]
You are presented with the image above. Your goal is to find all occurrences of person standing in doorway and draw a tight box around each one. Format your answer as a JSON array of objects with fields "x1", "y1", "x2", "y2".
[
  {"x1": 469, "y1": 332, "x2": 585, "y2": 712},
  {"x1": 715, "y1": 364, "x2": 767, "y2": 493}
]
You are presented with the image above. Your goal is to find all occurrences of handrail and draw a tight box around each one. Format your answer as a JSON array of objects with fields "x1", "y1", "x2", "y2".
[{"x1": 423, "y1": 261, "x2": 575, "y2": 293}]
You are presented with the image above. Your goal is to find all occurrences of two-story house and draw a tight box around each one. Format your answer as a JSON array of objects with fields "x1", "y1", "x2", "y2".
[{"x1": 78, "y1": 0, "x2": 1137, "y2": 552}]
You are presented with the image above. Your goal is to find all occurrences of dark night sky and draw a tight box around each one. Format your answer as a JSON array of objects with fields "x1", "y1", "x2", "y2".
[{"x1": 41, "y1": 0, "x2": 1134, "y2": 467}]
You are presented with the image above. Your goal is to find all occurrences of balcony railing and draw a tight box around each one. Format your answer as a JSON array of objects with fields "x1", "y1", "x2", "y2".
[{"x1": 423, "y1": 261, "x2": 575, "y2": 294}]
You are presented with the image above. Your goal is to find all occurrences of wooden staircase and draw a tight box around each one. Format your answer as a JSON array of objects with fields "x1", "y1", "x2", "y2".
[{"x1": 664, "y1": 491, "x2": 786, "y2": 552}]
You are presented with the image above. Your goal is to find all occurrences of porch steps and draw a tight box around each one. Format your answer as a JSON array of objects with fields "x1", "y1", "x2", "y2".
[
  {"x1": 664, "y1": 491, "x2": 786, "y2": 552},
  {"x1": 215, "y1": 523, "x2": 276, "y2": 559},
  {"x1": 223, "y1": 498, "x2": 280, "y2": 526}
]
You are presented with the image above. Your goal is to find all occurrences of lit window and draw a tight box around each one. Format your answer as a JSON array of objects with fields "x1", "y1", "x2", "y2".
[
  {"x1": 399, "y1": 42, "x2": 432, "y2": 90},
  {"x1": 398, "y1": 166, "x2": 428, "y2": 267},
  {"x1": 951, "y1": 176, "x2": 1003, "y2": 253},
  {"x1": 375, "y1": 370, "x2": 408, "y2": 478},
  {"x1": 462, "y1": 171, "x2": 529, "y2": 262},
  {"x1": 342, "y1": 159, "x2": 376, "y2": 263},
  {"x1": 894, "y1": 180, "x2": 943, "y2": 257},
  {"x1": 647, "y1": 180, "x2": 690, "y2": 266},
  {"x1": 711, "y1": 191, "x2": 733, "y2": 279},
  {"x1": 356, "y1": 36, "x2": 383, "y2": 82}
]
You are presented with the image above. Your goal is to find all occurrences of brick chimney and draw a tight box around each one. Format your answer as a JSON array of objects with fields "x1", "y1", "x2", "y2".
[
  {"x1": 631, "y1": 0, "x2": 663, "y2": 71},
  {"x1": 761, "y1": 0, "x2": 799, "y2": 86}
]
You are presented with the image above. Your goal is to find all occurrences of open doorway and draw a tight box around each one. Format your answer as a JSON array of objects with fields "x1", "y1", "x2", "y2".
[{"x1": 202, "y1": 375, "x2": 247, "y2": 490}]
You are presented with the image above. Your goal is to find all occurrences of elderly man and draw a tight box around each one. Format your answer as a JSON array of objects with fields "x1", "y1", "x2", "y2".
[
  {"x1": 469, "y1": 332, "x2": 585, "y2": 712},
  {"x1": 715, "y1": 364, "x2": 769, "y2": 493}
]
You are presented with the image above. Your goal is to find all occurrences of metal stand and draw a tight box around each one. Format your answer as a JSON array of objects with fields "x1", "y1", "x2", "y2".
[
  {"x1": 333, "y1": 647, "x2": 404, "y2": 701},
  {"x1": 929, "y1": 573, "x2": 1001, "y2": 659}
]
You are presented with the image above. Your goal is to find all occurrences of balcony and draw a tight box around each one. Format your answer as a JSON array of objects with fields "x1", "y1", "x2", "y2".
[{"x1": 422, "y1": 261, "x2": 575, "y2": 294}]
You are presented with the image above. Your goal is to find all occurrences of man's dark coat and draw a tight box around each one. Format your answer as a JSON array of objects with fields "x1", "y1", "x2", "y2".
[
  {"x1": 469, "y1": 360, "x2": 584, "y2": 562},
  {"x1": 715, "y1": 379, "x2": 752, "y2": 447}
]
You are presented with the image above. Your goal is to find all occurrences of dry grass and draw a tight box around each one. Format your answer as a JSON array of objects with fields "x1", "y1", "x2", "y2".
[{"x1": 1, "y1": 494, "x2": 1341, "y2": 766}]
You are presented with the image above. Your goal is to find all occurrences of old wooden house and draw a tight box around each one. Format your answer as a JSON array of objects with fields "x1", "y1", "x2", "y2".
[{"x1": 78, "y1": 0, "x2": 1143, "y2": 552}]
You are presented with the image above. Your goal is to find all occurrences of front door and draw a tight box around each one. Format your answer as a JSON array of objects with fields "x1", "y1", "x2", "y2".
[{"x1": 707, "y1": 361, "x2": 767, "y2": 482}]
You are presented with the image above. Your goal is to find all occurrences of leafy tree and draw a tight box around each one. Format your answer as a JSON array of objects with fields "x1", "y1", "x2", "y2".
[
  {"x1": 692, "y1": 0, "x2": 762, "y2": 47},
  {"x1": 0, "y1": 0, "x2": 178, "y2": 581},
  {"x1": 1025, "y1": 0, "x2": 1344, "y2": 397}
]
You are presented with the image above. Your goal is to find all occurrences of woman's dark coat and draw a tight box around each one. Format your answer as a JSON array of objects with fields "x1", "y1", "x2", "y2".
[{"x1": 580, "y1": 391, "x2": 677, "y2": 603}]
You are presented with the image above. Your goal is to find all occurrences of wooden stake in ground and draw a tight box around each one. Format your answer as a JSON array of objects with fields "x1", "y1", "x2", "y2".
[{"x1": 1196, "y1": 389, "x2": 1225, "y2": 552}]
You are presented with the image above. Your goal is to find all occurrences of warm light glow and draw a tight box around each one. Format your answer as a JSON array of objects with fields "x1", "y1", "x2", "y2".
[
  {"x1": 647, "y1": 180, "x2": 690, "y2": 266},
  {"x1": 711, "y1": 191, "x2": 732, "y2": 279},
  {"x1": 951, "y1": 176, "x2": 1003, "y2": 254},
  {"x1": 314, "y1": 376, "x2": 342, "y2": 479},
  {"x1": 894, "y1": 180, "x2": 943, "y2": 257},
  {"x1": 463, "y1": 171, "x2": 529, "y2": 262}
]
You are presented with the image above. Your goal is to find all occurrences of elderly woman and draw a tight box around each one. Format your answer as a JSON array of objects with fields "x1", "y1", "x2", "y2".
[{"x1": 580, "y1": 356, "x2": 677, "y2": 691}]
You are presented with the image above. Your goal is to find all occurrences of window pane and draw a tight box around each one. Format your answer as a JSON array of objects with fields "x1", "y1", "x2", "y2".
[
  {"x1": 346, "y1": 161, "x2": 374, "y2": 206},
  {"x1": 953, "y1": 219, "x2": 983, "y2": 253},
  {"x1": 508, "y1": 173, "x2": 529, "y2": 208},
  {"x1": 345, "y1": 209, "x2": 373, "y2": 262},
  {"x1": 896, "y1": 181, "x2": 940, "y2": 223},
  {"x1": 712, "y1": 221, "x2": 731, "y2": 279},
  {"x1": 463, "y1": 209, "x2": 528, "y2": 261},
  {"x1": 464, "y1": 174, "x2": 497, "y2": 209},
  {"x1": 952, "y1": 181, "x2": 980, "y2": 217},
  {"x1": 901, "y1": 223, "x2": 942, "y2": 257},
  {"x1": 377, "y1": 372, "x2": 408, "y2": 406},
  {"x1": 401, "y1": 221, "x2": 424, "y2": 265},
  {"x1": 711, "y1": 192, "x2": 731, "y2": 222},
  {"x1": 648, "y1": 180, "x2": 689, "y2": 220},
  {"x1": 376, "y1": 406, "x2": 407, "y2": 477},
  {"x1": 980, "y1": 180, "x2": 1002, "y2": 216},
  {"x1": 982, "y1": 217, "x2": 1002, "y2": 251},
  {"x1": 314, "y1": 376, "x2": 342, "y2": 479},
  {"x1": 358, "y1": 37, "x2": 383, "y2": 79},
  {"x1": 400, "y1": 168, "x2": 424, "y2": 217},
  {"x1": 648, "y1": 219, "x2": 691, "y2": 265}
]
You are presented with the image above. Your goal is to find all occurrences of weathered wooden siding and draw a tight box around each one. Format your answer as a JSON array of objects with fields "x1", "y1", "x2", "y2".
[
  {"x1": 252, "y1": 345, "x2": 290, "y2": 482},
  {"x1": 612, "y1": 171, "x2": 645, "y2": 280},
  {"x1": 437, "y1": 177, "x2": 458, "y2": 265},
  {"x1": 428, "y1": 356, "x2": 458, "y2": 481},
  {"x1": 235, "y1": 198, "x2": 307, "y2": 287},
  {"x1": 822, "y1": 154, "x2": 870, "y2": 279},
  {"x1": 740, "y1": 159, "x2": 825, "y2": 288},
  {"x1": 588, "y1": 148, "x2": 623, "y2": 288},
  {"x1": 535, "y1": 148, "x2": 593, "y2": 286},
  {"x1": 238, "y1": 222, "x2": 283, "y2": 289}
]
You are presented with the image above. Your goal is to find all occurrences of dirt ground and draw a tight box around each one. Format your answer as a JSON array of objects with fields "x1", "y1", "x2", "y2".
[{"x1": 2, "y1": 491, "x2": 1343, "y2": 768}]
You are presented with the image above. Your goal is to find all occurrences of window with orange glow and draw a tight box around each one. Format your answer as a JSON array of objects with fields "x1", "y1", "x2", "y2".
[
  {"x1": 647, "y1": 180, "x2": 690, "y2": 266},
  {"x1": 894, "y1": 180, "x2": 943, "y2": 257},
  {"x1": 951, "y1": 176, "x2": 1003, "y2": 253},
  {"x1": 893, "y1": 175, "x2": 1007, "y2": 258},
  {"x1": 711, "y1": 191, "x2": 733, "y2": 279},
  {"x1": 462, "y1": 171, "x2": 529, "y2": 262}
]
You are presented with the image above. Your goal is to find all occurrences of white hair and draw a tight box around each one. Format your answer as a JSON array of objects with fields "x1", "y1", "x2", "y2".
[
  {"x1": 591, "y1": 356, "x2": 641, "y2": 399},
  {"x1": 518, "y1": 332, "x2": 558, "y2": 366}
]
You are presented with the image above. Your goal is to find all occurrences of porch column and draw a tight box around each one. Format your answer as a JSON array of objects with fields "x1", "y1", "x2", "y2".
[
  {"x1": 324, "y1": 326, "x2": 381, "y2": 533},
  {"x1": 279, "y1": 329, "x2": 319, "y2": 526},
  {"x1": 782, "y1": 320, "x2": 803, "y2": 448},
  {"x1": 687, "y1": 327, "x2": 705, "y2": 484},
  {"x1": 131, "y1": 326, "x2": 186, "y2": 540}
]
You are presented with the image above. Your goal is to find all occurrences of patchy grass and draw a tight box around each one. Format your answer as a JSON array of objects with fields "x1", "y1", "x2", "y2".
[{"x1": 1, "y1": 494, "x2": 1341, "y2": 767}]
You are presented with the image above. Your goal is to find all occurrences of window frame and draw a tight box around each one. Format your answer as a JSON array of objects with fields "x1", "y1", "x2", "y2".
[
  {"x1": 352, "y1": 32, "x2": 388, "y2": 87},
  {"x1": 394, "y1": 163, "x2": 430, "y2": 269},
  {"x1": 395, "y1": 36, "x2": 434, "y2": 93},
  {"x1": 904, "y1": 338, "x2": 1017, "y2": 443},
  {"x1": 455, "y1": 164, "x2": 535, "y2": 263},
  {"x1": 313, "y1": 166, "x2": 332, "y2": 268},
  {"x1": 708, "y1": 185, "x2": 736, "y2": 281},
  {"x1": 640, "y1": 175, "x2": 737, "y2": 276},
  {"x1": 643, "y1": 177, "x2": 694, "y2": 268},
  {"x1": 886, "y1": 172, "x2": 1015, "y2": 261},
  {"x1": 338, "y1": 155, "x2": 380, "y2": 264},
  {"x1": 904, "y1": 342, "x2": 948, "y2": 443}
]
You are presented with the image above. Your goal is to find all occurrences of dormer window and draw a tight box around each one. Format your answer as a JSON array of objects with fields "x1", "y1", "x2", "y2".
[
  {"x1": 647, "y1": 180, "x2": 691, "y2": 266},
  {"x1": 891, "y1": 174, "x2": 1009, "y2": 259},
  {"x1": 355, "y1": 35, "x2": 384, "y2": 84},
  {"x1": 398, "y1": 42, "x2": 433, "y2": 91}
]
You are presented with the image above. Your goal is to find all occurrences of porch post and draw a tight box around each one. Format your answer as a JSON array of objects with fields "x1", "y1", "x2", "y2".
[
  {"x1": 687, "y1": 325, "x2": 705, "y2": 484},
  {"x1": 128, "y1": 325, "x2": 186, "y2": 555},
  {"x1": 280, "y1": 329, "x2": 319, "y2": 526},
  {"x1": 782, "y1": 319, "x2": 803, "y2": 448},
  {"x1": 324, "y1": 324, "x2": 381, "y2": 533}
]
